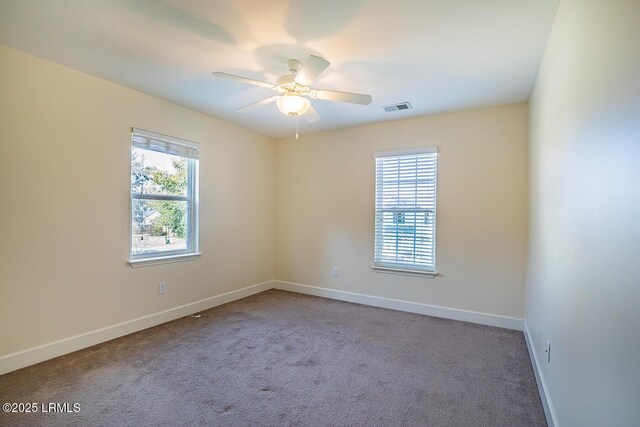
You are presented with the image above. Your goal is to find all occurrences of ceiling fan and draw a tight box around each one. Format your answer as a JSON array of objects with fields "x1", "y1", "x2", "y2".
[{"x1": 212, "y1": 55, "x2": 372, "y2": 123}]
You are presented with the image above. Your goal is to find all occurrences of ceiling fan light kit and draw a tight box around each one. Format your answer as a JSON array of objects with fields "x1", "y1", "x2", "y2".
[
  {"x1": 276, "y1": 94, "x2": 310, "y2": 117},
  {"x1": 212, "y1": 55, "x2": 373, "y2": 137}
]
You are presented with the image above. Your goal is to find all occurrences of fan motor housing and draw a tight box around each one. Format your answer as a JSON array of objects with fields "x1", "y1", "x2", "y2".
[{"x1": 276, "y1": 74, "x2": 309, "y2": 96}]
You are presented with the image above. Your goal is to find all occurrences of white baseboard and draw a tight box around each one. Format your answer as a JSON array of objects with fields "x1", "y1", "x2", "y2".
[
  {"x1": 0, "y1": 280, "x2": 274, "y2": 375},
  {"x1": 274, "y1": 280, "x2": 523, "y2": 331},
  {"x1": 1, "y1": 279, "x2": 525, "y2": 376},
  {"x1": 524, "y1": 322, "x2": 559, "y2": 427}
]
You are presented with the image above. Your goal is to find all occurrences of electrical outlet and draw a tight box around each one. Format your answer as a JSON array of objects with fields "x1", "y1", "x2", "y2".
[
  {"x1": 545, "y1": 340, "x2": 551, "y2": 363},
  {"x1": 331, "y1": 267, "x2": 339, "y2": 277},
  {"x1": 158, "y1": 282, "x2": 167, "y2": 295}
]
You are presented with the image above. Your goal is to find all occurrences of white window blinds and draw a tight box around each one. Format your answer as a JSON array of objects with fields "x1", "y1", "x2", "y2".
[
  {"x1": 132, "y1": 128, "x2": 199, "y2": 159},
  {"x1": 374, "y1": 147, "x2": 438, "y2": 272}
]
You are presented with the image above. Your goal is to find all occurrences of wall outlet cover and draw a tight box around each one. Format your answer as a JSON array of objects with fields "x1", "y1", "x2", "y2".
[{"x1": 545, "y1": 340, "x2": 551, "y2": 363}]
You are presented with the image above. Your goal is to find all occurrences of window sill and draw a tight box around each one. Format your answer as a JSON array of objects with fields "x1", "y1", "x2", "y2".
[
  {"x1": 372, "y1": 266, "x2": 437, "y2": 278},
  {"x1": 128, "y1": 253, "x2": 202, "y2": 268}
]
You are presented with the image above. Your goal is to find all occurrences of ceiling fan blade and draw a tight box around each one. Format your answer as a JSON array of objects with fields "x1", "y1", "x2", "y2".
[
  {"x1": 294, "y1": 55, "x2": 330, "y2": 86},
  {"x1": 304, "y1": 104, "x2": 321, "y2": 123},
  {"x1": 212, "y1": 72, "x2": 276, "y2": 90},
  {"x1": 236, "y1": 96, "x2": 278, "y2": 113},
  {"x1": 310, "y1": 89, "x2": 372, "y2": 105}
]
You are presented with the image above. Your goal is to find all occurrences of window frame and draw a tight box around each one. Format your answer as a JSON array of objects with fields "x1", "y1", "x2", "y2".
[
  {"x1": 372, "y1": 147, "x2": 438, "y2": 277},
  {"x1": 128, "y1": 128, "x2": 200, "y2": 267}
]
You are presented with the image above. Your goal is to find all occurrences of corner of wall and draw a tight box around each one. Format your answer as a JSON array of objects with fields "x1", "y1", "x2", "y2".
[{"x1": 523, "y1": 322, "x2": 559, "y2": 427}]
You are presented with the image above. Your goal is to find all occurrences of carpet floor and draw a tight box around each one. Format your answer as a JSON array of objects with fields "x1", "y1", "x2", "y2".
[{"x1": 0, "y1": 290, "x2": 546, "y2": 426}]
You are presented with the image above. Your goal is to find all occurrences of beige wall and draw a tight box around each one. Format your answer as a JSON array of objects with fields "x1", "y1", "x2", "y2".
[
  {"x1": 0, "y1": 44, "x2": 528, "y2": 364},
  {"x1": 275, "y1": 104, "x2": 529, "y2": 318},
  {"x1": 0, "y1": 45, "x2": 275, "y2": 356},
  {"x1": 526, "y1": 0, "x2": 640, "y2": 425}
]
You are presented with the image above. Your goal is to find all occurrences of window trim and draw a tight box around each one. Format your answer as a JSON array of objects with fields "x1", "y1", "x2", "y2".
[
  {"x1": 128, "y1": 128, "x2": 199, "y2": 266},
  {"x1": 371, "y1": 265, "x2": 437, "y2": 278},
  {"x1": 373, "y1": 146, "x2": 438, "y2": 276},
  {"x1": 128, "y1": 252, "x2": 202, "y2": 268}
]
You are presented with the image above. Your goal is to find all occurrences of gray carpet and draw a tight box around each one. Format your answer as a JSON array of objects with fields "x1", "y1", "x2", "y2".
[{"x1": 0, "y1": 290, "x2": 546, "y2": 426}]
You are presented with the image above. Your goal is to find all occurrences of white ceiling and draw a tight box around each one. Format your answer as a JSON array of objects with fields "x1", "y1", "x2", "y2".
[{"x1": 0, "y1": 0, "x2": 559, "y2": 138}]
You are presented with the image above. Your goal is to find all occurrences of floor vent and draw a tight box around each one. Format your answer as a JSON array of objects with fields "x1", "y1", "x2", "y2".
[{"x1": 383, "y1": 102, "x2": 412, "y2": 112}]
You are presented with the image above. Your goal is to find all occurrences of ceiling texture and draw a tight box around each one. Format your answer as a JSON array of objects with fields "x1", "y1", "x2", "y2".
[{"x1": 0, "y1": 0, "x2": 559, "y2": 138}]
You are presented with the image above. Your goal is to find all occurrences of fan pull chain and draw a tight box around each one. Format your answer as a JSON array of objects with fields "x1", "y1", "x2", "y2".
[{"x1": 295, "y1": 117, "x2": 299, "y2": 140}]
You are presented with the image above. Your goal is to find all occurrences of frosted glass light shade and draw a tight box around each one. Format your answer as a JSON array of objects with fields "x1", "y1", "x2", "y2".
[{"x1": 276, "y1": 95, "x2": 310, "y2": 117}]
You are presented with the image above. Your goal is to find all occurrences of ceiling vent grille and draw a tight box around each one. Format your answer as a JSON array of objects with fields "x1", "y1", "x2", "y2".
[{"x1": 382, "y1": 102, "x2": 412, "y2": 112}]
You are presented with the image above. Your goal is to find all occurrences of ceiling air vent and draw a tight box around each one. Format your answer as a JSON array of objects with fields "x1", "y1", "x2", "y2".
[{"x1": 383, "y1": 102, "x2": 412, "y2": 112}]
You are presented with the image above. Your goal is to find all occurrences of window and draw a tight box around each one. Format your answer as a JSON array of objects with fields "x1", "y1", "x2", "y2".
[
  {"x1": 129, "y1": 128, "x2": 199, "y2": 265},
  {"x1": 374, "y1": 147, "x2": 437, "y2": 275}
]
